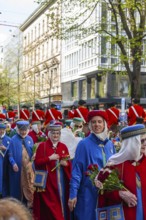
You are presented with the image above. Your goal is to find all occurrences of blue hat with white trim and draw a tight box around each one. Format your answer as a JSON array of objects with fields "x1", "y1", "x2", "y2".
[
  {"x1": 0, "y1": 123, "x2": 6, "y2": 129},
  {"x1": 48, "y1": 124, "x2": 62, "y2": 131},
  {"x1": 16, "y1": 120, "x2": 30, "y2": 130},
  {"x1": 121, "y1": 124, "x2": 146, "y2": 140}
]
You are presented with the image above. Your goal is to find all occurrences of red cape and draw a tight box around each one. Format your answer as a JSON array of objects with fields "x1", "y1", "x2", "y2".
[
  {"x1": 98, "y1": 158, "x2": 146, "y2": 220},
  {"x1": 33, "y1": 138, "x2": 71, "y2": 220}
]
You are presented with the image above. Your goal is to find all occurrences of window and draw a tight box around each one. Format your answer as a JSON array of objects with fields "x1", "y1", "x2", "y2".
[
  {"x1": 72, "y1": 81, "x2": 78, "y2": 99},
  {"x1": 80, "y1": 80, "x2": 86, "y2": 99},
  {"x1": 101, "y1": 2, "x2": 107, "y2": 29},
  {"x1": 101, "y1": 36, "x2": 107, "y2": 63},
  {"x1": 42, "y1": 20, "x2": 45, "y2": 34},
  {"x1": 38, "y1": 23, "x2": 41, "y2": 37},
  {"x1": 90, "y1": 78, "x2": 95, "y2": 98}
]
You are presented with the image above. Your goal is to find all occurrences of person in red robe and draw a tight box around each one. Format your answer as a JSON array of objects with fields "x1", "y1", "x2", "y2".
[
  {"x1": 33, "y1": 124, "x2": 71, "y2": 220},
  {"x1": 20, "y1": 106, "x2": 30, "y2": 121},
  {"x1": 106, "y1": 102, "x2": 120, "y2": 129},
  {"x1": 96, "y1": 124, "x2": 146, "y2": 220},
  {"x1": 28, "y1": 121, "x2": 47, "y2": 144},
  {"x1": 67, "y1": 105, "x2": 76, "y2": 119},
  {"x1": 0, "y1": 113, "x2": 6, "y2": 121},
  {"x1": 44, "y1": 103, "x2": 62, "y2": 126},
  {"x1": 31, "y1": 105, "x2": 45, "y2": 123},
  {"x1": 73, "y1": 100, "x2": 89, "y2": 123},
  {"x1": 6, "y1": 107, "x2": 16, "y2": 121},
  {"x1": 128, "y1": 98, "x2": 145, "y2": 125}
]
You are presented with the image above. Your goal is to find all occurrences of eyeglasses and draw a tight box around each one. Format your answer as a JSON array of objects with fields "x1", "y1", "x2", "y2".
[
  {"x1": 75, "y1": 125, "x2": 83, "y2": 128},
  {"x1": 141, "y1": 138, "x2": 146, "y2": 144}
]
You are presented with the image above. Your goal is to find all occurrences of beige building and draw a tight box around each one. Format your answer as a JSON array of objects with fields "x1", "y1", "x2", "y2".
[{"x1": 20, "y1": 0, "x2": 62, "y2": 108}]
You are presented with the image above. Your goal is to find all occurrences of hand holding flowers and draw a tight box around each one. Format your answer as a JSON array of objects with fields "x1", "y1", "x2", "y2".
[
  {"x1": 85, "y1": 164, "x2": 128, "y2": 195},
  {"x1": 51, "y1": 154, "x2": 70, "y2": 172},
  {"x1": 85, "y1": 164, "x2": 99, "y2": 186},
  {"x1": 94, "y1": 166, "x2": 127, "y2": 194}
]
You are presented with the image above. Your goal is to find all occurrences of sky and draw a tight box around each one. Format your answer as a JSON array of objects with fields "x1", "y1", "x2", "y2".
[{"x1": 0, "y1": 0, "x2": 39, "y2": 45}]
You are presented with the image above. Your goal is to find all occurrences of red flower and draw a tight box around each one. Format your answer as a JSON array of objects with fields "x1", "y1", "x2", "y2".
[
  {"x1": 84, "y1": 171, "x2": 90, "y2": 176},
  {"x1": 87, "y1": 164, "x2": 98, "y2": 171},
  {"x1": 97, "y1": 168, "x2": 111, "y2": 183},
  {"x1": 60, "y1": 154, "x2": 70, "y2": 160}
]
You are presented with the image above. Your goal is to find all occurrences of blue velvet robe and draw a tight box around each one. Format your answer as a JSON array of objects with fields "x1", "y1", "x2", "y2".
[
  {"x1": 4, "y1": 134, "x2": 33, "y2": 200},
  {"x1": 0, "y1": 135, "x2": 11, "y2": 194},
  {"x1": 69, "y1": 133, "x2": 115, "y2": 220}
]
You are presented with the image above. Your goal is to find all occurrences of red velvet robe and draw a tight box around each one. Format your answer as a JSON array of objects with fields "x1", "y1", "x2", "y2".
[
  {"x1": 0, "y1": 113, "x2": 6, "y2": 120},
  {"x1": 106, "y1": 107, "x2": 120, "y2": 128},
  {"x1": 67, "y1": 110, "x2": 75, "y2": 119},
  {"x1": 20, "y1": 109, "x2": 30, "y2": 120},
  {"x1": 128, "y1": 104, "x2": 145, "y2": 125},
  {"x1": 74, "y1": 107, "x2": 89, "y2": 123},
  {"x1": 28, "y1": 130, "x2": 46, "y2": 144},
  {"x1": 44, "y1": 109, "x2": 62, "y2": 125},
  {"x1": 33, "y1": 138, "x2": 71, "y2": 220},
  {"x1": 98, "y1": 158, "x2": 146, "y2": 220},
  {"x1": 32, "y1": 110, "x2": 45, "y2": 122},
  {"x1": 6, "y1": 111, "x2": 16, "y2": 120}
]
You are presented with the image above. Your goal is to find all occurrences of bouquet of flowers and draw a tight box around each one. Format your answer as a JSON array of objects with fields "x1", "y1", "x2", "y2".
[
  {"x1": 51, "y1": 154, "x2": 70, "y2": 172},
  {"x1": 85, "y1": 164, "x2": 99, "y2": 186},
  {"x1": 37, "y1": 135, "x2": 47, "y2": 142},
  {"x1": 95, "y1": 166, "x2": 127, "y2": 194}
]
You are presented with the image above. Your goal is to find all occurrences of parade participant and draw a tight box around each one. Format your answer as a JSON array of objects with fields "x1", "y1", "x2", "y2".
[
  {"x1": 44, "y1": 103, "x2": 62, "y2": 126},
  {"x1": 0, "y1": 112, "x2": 6, "y2": 121},
  {"x1": 68, "y1": 110, "x2": 115, "y2": 220},
  {"x1": 106, "y1": 102, "x2": 120, "y2": 129},
  {"x1": 3, "y1": 120, "x2": 34, "y2": 208},
  {"x1": 65, "y1": 119, "x2": 73, "y2": 128},
  {"x1": 73, "y1": 99, "x2": 89, "y2": 123},
  {"x1": 97, "y1": 124, "x2": 146, "y2": 220},
  {"x1": 20, "y1": 105, "x2": 30, "y2": 121},
  {"x1": 33, "y1": 124, "x2": 71, "y2": 220},
  {"x1": 0, "y1": 123, "x2": 11, "y2": 198},
  {"x1": 128, "y1": 98, "x2": 145, "y2": 125},
  {"x1": 67, "y1": 105, "x2": 76, "y2": 119},
  {"x1": 71, "y1": 117, "x2": 85, "y2": 138},
  {"x1": 4, "y1": 121, "x2": 14, "y2": 137},
  {"x1": 6, "y1": 107, "x2": 16, "y2": 121},
  {"x1": 28, "y1": 120, "x2": 47, "y2": 144},
  {"x1": 31, "y1": 104, "x2": 45, "y2": 123}
]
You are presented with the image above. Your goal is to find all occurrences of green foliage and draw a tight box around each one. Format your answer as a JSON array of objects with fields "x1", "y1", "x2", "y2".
[{"x1": 0, "y1": 69, "x2": 17, "y2": 106}]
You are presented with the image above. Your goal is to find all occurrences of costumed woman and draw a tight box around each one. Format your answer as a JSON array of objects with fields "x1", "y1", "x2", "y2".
[
  {"x1": 68, "y1": 110, "x2": 116, "y2": 220},
  {"x1": 33, "y1": 124, "x2": 71, "y2": 220},
  {"x1": 96, "y1": 124, "x2": 146, "y2": 220}
]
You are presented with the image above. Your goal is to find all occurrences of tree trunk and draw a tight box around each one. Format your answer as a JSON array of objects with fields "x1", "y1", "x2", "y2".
[{"x1": 131, "y1": 60, "x2": 141, "y2": 99}]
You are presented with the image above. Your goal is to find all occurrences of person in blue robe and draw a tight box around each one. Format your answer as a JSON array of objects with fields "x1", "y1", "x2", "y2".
[
  {"x1": 0, "y1": 123, "x2": 11, "y2": 197},
  {"x1": 68, "y1": 110, "x2": 116, "y2": 220},
  {"x1": 3, "y1": 120, "x2": 34, "y2": 207}
]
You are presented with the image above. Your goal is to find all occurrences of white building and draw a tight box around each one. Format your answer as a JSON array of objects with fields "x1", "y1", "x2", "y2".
[
  {"x1": 20, "y1": 0, "x2": 62, "y2": 108},
  {"x1": 61, "y1": 1, "x2": 146, "y2": 105},
  {"x1": 61, "y1": 2, "x2": 130, "y2": 105}
]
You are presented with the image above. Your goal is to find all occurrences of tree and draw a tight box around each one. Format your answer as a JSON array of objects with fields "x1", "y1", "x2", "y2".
[
  {"x1": 3, "y1": 31, "x2": 23, "y2": 114},
  {"x1": 38, "y1": 0, "x2": 146, "y2": 99},
  {"x1": 0, "y1": 68, "x2": 17, "y2": 107}
]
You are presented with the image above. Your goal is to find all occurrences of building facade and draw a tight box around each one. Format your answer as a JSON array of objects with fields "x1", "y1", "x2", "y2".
[
  {"x1": 20, "y1": 0, "x2": 61, "y2": 108},
  {"x1": 61, "y1": 1, "x2": 146, "y2": 106}
]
